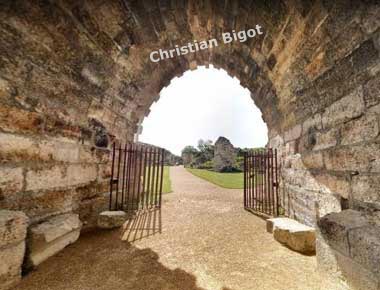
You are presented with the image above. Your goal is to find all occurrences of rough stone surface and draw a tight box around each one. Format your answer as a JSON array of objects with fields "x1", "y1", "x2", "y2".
[
  {"x1": 349, "y1": 225, "x2": 380, "y2": 275},
  {"x1": 78, "y1": 193, "x2": 109, "y2": 232},
  {"x1": 0, "y1": 167, "x2": 24, "y2": 196},
  {"x1": 0, "y1": 210, "x2": 28, "y2": 248},
  {"x1": 27, "y1": 214, "x2": 82, "y2": 267},
  {"x1": 351, "y1": 175, "x2": 380, "y2": 209},
  {"x1": 317, "y1": 232, "x2": 380, "y2": 290},
  {"x1": 318, "y1": 210, "x2": 380, "y2": 289},
  {"x1": 318, "y1": 210, "x2": 369, "y2": 256},
  {"x1": 0, "y1": 210, "x2": 28, "y2": 290},
  {"x1": 340, "y1": 113, "x2": 379, "y2": 146},
  {"x1": 97, "y1": 211, "x2": 127, "y2": 229},
  {"x1": 0, "y1": 242, "x2": 26, "y2": 290},
  {"x1": 0, "y1": 1, "x2": 379, "y2": 287},
  {"x1": 321, "y1": 87, "x2": 365, "y2": 129},
  {"x1": 316, "y1": 233, "x2": 350, "y2": 290},
  {"x1": 0, "y1": 0, "x2": 378, "y2": 231},
  {"x1": 267, "y1": 217, "x2": 316, "y2": 254},
  {"x1": 213, "y1": 137, "x2": 236, "y2": 172}
]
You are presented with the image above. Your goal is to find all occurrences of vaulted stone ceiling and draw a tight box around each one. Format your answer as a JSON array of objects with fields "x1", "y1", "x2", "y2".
[{"x1": 2, "y1": 1, "x2": 378, "y2": 144}]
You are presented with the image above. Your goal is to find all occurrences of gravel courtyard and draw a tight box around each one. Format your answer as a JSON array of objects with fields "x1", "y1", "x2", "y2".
[{"x1": 17, "y1": 166, "x2": 321, "y2": 290}]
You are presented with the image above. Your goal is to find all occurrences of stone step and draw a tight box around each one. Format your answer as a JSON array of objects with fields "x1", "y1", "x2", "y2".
[
  {"x1": 267, "y1": 217, "x2": 316, "y2": 254},
  {"x1": 97, "y1": 211, "x2": 127, "y2": 229},
  {"x1": 27, "y1": 213, "x2": 82, "y2": 268}
]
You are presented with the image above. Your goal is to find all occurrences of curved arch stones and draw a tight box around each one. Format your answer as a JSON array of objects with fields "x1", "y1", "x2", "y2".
[{"x1": 0, "y1": 1, "x2": 379, "y2": 289}]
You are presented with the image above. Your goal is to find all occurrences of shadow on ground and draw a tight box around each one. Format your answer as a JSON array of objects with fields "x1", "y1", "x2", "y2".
[
  {"x1": 122, "y1": 208, "x2": 162, "y2": 242},
  {"x1": 17, "y1": 229, "x2": 234, "y2": 290}
]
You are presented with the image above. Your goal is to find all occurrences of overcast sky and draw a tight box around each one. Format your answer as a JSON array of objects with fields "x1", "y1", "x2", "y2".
[{"x1": 139, "y1": 66, "x2": 268, "y2": 156}]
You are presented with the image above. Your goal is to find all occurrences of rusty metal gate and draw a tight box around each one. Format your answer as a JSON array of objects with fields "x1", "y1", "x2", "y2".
[
  {"x1": 109, "y1": 142, "x2": 165, "y2": 211},
  {"x1": 244, "y1": 148, "x2": 279, "y2": 216}
]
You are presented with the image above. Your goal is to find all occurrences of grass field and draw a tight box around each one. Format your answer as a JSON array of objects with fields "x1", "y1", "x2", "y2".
[
  {"x1": 186, "y1": 168, "x2": 244, "y2": 189},
  {"x1": 144, "y1": 166, "x2": 172, "y2": 194},
  {"x1": 162, "y1": 166, "x2": 172, "y2": 193}
]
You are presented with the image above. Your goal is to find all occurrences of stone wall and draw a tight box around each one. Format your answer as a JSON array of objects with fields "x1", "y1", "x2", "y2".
[
  {"x1": 213, "y1": 137, "x2": 236, "y2": 172},
  {"x1": 0, "y1": 130, "x2": 111, "y2": 230},
  {"x1": 1, "y1": 0, "x2": 378, "y2": 227},
  {"x1": 0, "y1": 211, "x2": 28, "y2": 290},
  {"x1": 0, "y1": 1, "x2": 379, "y2": 289},
  {"x1": 268, "y1": 33, "x2": 380, "y2": 226},
  {"x1": 317, "y1": 210, "x2": 380, "y2": 289}
]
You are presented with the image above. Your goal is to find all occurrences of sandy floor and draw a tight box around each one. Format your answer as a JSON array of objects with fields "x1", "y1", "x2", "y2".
[{"x1": 17, "y1": 166, "x2": 322, "y2": 290}]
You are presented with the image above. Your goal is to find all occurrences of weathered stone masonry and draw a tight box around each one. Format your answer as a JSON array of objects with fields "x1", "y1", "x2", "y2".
[{"x1": 0, "y1": 1, "x2": 379, "y2": 289}]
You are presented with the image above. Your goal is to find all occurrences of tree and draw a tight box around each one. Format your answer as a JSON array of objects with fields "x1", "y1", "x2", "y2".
[
  {"x1": 181, "y1": 145, "x2": 198, "y2": 155},
  {"x1": 197, "y1": 139, "x2": 214, "y2": 162},
  {"x1": 181, "y1": 146, "x2": 199, "y2": 167},
  {"x1": 197, "y1": 139, "x2": 213, "y2": 151}
]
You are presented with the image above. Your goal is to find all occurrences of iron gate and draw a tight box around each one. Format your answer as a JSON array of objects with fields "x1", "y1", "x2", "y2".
[
  {"x1": 244, "y1": 148, "x2": 279, "y2": 216},
  {"x1": 109, "y1": 142, "x2": 165, "y2": 211}
]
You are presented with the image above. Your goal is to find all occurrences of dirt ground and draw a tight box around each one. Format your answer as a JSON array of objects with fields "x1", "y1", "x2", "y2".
[{"x1": 16, "y1": 166, "x2": 322, "y2": 290}]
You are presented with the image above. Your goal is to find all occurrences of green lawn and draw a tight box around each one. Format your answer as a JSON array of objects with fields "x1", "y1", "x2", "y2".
[
  {"x1": 141, "y1": 166, "x2": 172, "y2": 198},
  {"x1": 144, "y1": 166, "x2": 172, "y2": 194},
  {"x1": 162, "y1": 166, "x2": 172, "y2": 193},
  {"x1": 186, "y1": 168, "x2": 244, "y2": 189}
]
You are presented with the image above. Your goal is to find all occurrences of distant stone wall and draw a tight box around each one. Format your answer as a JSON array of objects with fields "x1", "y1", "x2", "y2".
[{"x1": 213, "y1": 137, "x2": 236, "y2": 172}]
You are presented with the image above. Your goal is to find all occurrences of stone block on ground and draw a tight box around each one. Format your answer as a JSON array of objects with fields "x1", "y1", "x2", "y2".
[
  {"x1": 27, "y1": 213, "x2": 82, "y2": 268},
  {"x1": 267, "y1": 217, "x2": 316, "y2": 254},
  {"x1": 0, "y1": 210, "x2": 29, "y2": 290},
  {"x1": 97, "y1": 211, "x2": 127, "y2": 229}
]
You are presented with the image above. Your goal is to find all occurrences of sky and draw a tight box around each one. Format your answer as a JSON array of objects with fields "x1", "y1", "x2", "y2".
[{"x1": 139, "y1": 66, "x2": 268, "y2": 156}]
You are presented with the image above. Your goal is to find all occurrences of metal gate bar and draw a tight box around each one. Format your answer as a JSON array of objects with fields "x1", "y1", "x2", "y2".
[
  {"x1": 244, "y1": 148, "x2": 279, "y2": 216},
  {"x1": 109, "y1": 142, "x2": 165, "y2": 211}
]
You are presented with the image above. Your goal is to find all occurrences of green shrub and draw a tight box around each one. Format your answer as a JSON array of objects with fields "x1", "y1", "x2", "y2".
[
  {"x1": 235, "y1": 156, "x2": 244, "y2": 171},
  {"x1": 198, "y1": 160, "x2": 213, "y2": 169}
]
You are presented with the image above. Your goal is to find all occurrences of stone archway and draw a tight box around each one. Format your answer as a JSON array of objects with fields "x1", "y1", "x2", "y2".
[{"x1": 0, "y1": 1, "x2": 379, "y2": 289}]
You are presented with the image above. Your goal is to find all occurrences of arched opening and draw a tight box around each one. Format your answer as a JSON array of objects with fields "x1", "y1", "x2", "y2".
[
  {"x1": 0, "y1": 1, "x2": 379, "y2": 290},
  {"x1": 138, "y1": 66, "x2": 268, "y2": 155}
]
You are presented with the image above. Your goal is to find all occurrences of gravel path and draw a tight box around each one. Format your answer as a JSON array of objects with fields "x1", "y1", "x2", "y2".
[{"x1": 17, "y1": 166, "x2": 321, "y2": 290}]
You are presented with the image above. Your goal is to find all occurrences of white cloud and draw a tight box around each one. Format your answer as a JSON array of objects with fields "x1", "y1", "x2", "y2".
[{"x1": 139, "y1": 66, "x2": 268, "y2": 155}]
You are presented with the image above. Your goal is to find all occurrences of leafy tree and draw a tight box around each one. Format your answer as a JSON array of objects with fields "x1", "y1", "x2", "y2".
[
  {"x1": 182, "y1": 139, "x2": 264, "y2": 171},
  {"x1": 197, "y1": 139, "x2": 214, "y2": 163},
  {"x1": 181, "y1": 145, "x2": 198, "y2": 155},
  {"x1": 236, "y1": 147, "x2": 265, "y2": 157},
  {"x1": 197, "y1": 139, "x2": 213, "y2": 151},
  {"x1": 181, "y1": 146, "x2": 199, "y2": 167}
]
